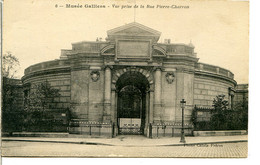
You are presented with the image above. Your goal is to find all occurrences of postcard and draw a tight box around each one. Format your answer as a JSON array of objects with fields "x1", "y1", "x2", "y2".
[{"x1": 1, "y1": 0, "x2": 249, "y2": 159}]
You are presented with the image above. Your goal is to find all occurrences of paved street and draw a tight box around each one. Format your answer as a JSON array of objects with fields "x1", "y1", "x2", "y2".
[{"x1": 1, "y1": 140, "x2": 247, "y2": 158}]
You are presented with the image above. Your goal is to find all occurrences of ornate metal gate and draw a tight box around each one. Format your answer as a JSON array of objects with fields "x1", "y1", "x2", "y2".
[{"x1": 118, "y1": 118, "x2": 144, "y2": 135}]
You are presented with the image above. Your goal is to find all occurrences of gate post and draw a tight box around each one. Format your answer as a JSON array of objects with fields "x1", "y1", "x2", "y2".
[
  {"x1": 112, "y1": 122, "x2": 115, "y2": 138},
  {"x1": 149, "y1": 123, "x2": 152, "y2": 138}
]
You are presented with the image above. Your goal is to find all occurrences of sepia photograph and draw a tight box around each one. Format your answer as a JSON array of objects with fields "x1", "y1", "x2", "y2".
[{"x1": 1, "y1": 0, "x2": 249, "y2": 160}]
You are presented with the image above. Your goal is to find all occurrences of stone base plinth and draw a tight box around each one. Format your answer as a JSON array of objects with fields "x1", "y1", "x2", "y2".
[
  {"x1": 149, "y1": 123, "x2": 193, "y2": 138},
  {"x1": 193, "y1": 130, "x2": 247, "y2": 136},
  {"x1": 69, "y1": 120, "x2": 113, "y2": 138}
]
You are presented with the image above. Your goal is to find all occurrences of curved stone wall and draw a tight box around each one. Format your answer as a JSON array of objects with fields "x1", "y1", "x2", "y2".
[
  {"x1": 23, "y1": 58, "x2": 236, "y2": 112},
  {"x1": 22, "y1": 60, "x2": 71, "y2": 111},
  {"x1": 194, "y1": 75, "x2": 234, "y2": 107},
  {"x1": 193, "y1": 62, "x2": 236, "y2": 108}
]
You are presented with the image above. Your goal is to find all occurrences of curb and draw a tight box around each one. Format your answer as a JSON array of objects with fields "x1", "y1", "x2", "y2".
[
  {"x1": 161, "y1": 140, "x2": 248, "y2": 147},
  {"x1": 2, "y1": 138, "x2": 248, "y2": 147},
  {"x1": 2, "y1": 139, "x2": 113, "y2": 146}
]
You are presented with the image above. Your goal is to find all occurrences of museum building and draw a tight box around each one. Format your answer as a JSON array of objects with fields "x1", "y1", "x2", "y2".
[{"x1": 22, "y1": 22, "x2": 241, "y2": 137}]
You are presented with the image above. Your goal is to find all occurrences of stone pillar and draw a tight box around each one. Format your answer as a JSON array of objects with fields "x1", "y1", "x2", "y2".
[
  {"x1": 111, "y1": 89, "x2": 116, "y2": 123},
  {"x1": 145, "y1": 90, "x2": 149, "y2": 135},
  {"x1": 153, "y1": 68, "x2": 162, "y2": 122},
  {"x1": 228, "y1": 95, "x2": 231, "y2": 109},
  {"x1": 114, "y1": 91, "x2": 118, "y2": 135},
  {"x1": 228, "y1": 87, "x2": 235, "y2": 109},
  {"x1": 231, "y1": 95, "x2": 234, "y2": 109},
  {"x1": 149, "y1": 90, "x2": 154, "y2": 124},
  {"x1": 103, "y1": 66, "x2": 112, "y2": 122},
  {"x1": 154, "y1": 68, "x2": 162, "y2": 104},
  {"x1": 104, "y1": 66, "x2": 112, "y2": 103}
]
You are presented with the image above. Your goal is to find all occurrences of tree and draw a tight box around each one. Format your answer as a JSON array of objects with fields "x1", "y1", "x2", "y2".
[
  {"x1": 2, "y1": 52, "x2": 20, "y2": 78},
  {"x1": 2, "y1": 78, "x2": 24, "y2": 133},
  {"x1": 212, "y1": 94, "x2": 229, "y2": 113},
  {"x1": 211, "y1": 94, "x2": 229, "y2": 130},
  {"x1": 232, "y1": 100, "x2": 248, "y2": 130},
  {"x1": 24, "y1": 80, "x2": 61, "y2": 131},
  {"x1": 26, "y1": 80, "x2": 60, "y2": 112},
  {"x1": 2, "y1": 52, "x2": 22, "y2": 133}
]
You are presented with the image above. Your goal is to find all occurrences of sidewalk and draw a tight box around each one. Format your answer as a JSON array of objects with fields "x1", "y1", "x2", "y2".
[{"x1": 1, "y1": 135, "x2": 248, "y2": 147}]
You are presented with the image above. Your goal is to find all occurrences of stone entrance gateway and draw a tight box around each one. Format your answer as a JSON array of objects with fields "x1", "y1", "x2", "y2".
[{"x1": 115, "y1": 69, "x2": 151, "y2": 135}]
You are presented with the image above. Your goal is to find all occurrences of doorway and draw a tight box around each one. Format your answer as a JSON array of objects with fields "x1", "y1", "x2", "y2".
[{"x1": 116, "y1": 71, "x2": 150, "y2": 135}]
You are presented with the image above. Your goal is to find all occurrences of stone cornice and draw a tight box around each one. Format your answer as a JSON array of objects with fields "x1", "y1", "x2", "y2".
[
  {"x1": 22, "y1": 67, "x2": 71, "y2": 82},
  {"x1": 195, "y1": 70, "x2": 237, "y2": 85},
  {"x1": 165, "y1": 55, "x2": 199, "y2": 62}
]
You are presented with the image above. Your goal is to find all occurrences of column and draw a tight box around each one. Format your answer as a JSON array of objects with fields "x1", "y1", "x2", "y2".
[
  {"x1": 228, "y1": 94, "x2": 231, "y2": 109},
  {"x1": 111, "y1": 89, "x2": 116, "y2": 123},
  {"x1": 103, "y1": 66, "x2": 112, "y2": 122},
  {"x1": 145, "y1": 90, "x2": 150, "y2": 137},
  {"x1": 149, "y1": 90, "x2": 154, "y2": 124},
  {"x1": 228, "y1": 87, "x2": 235, "y2": 109},
  {"x1": 231, "y1": 95, "x2": 234, "y2": 109},
  {"x1": 104, "y1": 66, "x2": 111, "y2": 103},
  {"x1": 114, "y1": 91, "x2": 118, "y2": 135},
  {"x1": 153, "y1": 68, "x2": 162, "y2": 122},
  {"x1": 229, "y1": 93, "x2": 234, "y2": 109},
  {"x1": 154, "y1": 68, "x2": 162, "y2": 104}
]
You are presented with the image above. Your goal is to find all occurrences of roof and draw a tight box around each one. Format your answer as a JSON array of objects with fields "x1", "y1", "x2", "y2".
[{"x1": 107, "y1": 22, "x2": 161, "y2": 37}]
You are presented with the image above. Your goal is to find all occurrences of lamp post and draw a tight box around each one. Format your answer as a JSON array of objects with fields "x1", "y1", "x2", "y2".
[{"x1": 180, "y1": 99, "x2": 186, "y2": 143}]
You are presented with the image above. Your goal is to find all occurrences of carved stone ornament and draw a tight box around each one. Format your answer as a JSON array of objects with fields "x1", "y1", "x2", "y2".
[
  {"x1": 91, "y1": 70, "x2": 100, "y2": 82},
  {"x1": 166, "y1": 72, "x2": 175, "y2": 84}
]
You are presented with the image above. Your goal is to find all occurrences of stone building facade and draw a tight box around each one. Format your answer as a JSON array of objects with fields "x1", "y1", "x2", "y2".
[
  {"x1": 22, "y1": 22, "x2": 245, "y2": 137},
  {"x1": 234, "y1": 84, "x2": 248, "y2": 106}
]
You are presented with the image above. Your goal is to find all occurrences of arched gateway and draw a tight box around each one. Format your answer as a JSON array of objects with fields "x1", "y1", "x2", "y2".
[
  {"x1": 22, "y1": 22, "x2": 237, "y2": 138},
  {"x1": 113, "y1": 67, "x2": 153, "y2": 135}
]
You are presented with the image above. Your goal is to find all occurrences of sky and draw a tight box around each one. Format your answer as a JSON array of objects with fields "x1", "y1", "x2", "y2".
[{"x1": 3, "y1": 0, "x2": 249, "y2": 84}]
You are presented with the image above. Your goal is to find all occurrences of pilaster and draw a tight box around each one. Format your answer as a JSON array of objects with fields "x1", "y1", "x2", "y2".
[
  {"x1": 103, "y1": 66, "x2": 112, "y2": 122},
  {"x1": 153, "y1": 67, "x2": 162, "y2": 122}
]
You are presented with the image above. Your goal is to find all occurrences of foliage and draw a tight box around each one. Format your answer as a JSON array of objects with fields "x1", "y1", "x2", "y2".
[
  {"x1": 210, "y1": 94, "x2": 229, "y2": 129},
  {"x1": 212, "y1": 94, "x2": 229, "y2": 113},
  {"x1": 190, "y1": 106, "x2": 197, "y2": 125},
  {"x1": 231, "y1": 100, "x2": 248, "y2": 130},
  {"x1": 2, "y1": 52, "x2": 20, "y2": 78},
  {"x1": 22, "y1": 80, "x2": 65, "y2": 132},
  {"x1": 22, "y1": 110, "x2": 68, "y2": 132},
  {"x1": 2, "y1": 52, "x2": 22, "y2": 132},
  {"x1": 25, "y1": 80, "x2": 60, "y2": 111},
  {"x1": 2, "y1": 79, "x2": 71, "y2": 133},
  {"x1": 2, "y1": 77, "x2": 24, "y2": 133},
  {"x1": 192, "y1": 95, "x2": 248, "y2": 131}
]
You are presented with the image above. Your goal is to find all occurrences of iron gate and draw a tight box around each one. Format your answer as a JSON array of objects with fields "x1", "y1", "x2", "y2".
[{"x1": 118, "y1": 118, "x2": 144, "y2": 135}]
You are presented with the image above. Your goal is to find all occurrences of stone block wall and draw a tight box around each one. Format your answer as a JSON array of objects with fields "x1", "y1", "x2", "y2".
[
  {"x1": 23, "y1": 72, "x2": 71, "y2": 111},
  {"x1": 193, "y1": 76, "x2": 233, "y2": 107},
  {"x1": 88, "y1": 70, "x2": 105, "y2": 122},
  {"x1": 174, "y1": 71, "x2": 194, "y2": 123},
  {"x1": 160, "y1": 70, "x2": 194, "y2": 124},
  {"x1": 182, "y1": 73, "x2": 194, "y2": 122},
  {"x1": 161, "y1": 71, "x2": 176, "y2": 122},
  {"x1": 71, "y1": 70, "x2": 89, "y2": 119},
  {"x1": 70, "y1": 69, "x2": 105, "y2": 122},
  {"x1": 234, "y1": 84, "x2": 248, "y2": 106}
]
